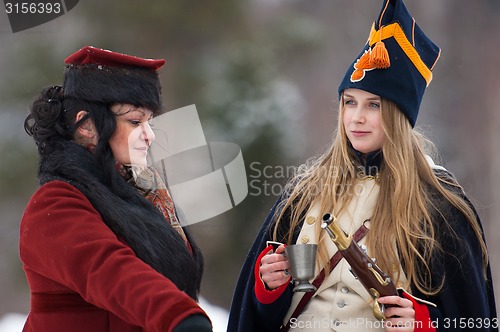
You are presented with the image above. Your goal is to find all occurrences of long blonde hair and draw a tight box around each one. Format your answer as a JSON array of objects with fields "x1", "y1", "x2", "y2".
[{"x1": 272, "y1": 95, "x2": 488, "y2": 295}]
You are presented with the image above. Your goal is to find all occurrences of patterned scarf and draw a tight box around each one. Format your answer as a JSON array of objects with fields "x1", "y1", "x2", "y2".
[{"x1": 116, "y1": 162, "x2": 191, "y2": 250}]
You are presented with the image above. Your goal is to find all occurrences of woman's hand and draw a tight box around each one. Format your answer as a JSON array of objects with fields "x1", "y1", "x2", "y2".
[
  {"x1": 259, "y1": 244, "x2": 291, "y2": 290},
  {"x1": 378, "y1": 295, "x2": 415, "y2": 332}
]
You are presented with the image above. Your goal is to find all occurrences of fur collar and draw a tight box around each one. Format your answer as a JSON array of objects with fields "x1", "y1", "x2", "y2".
[{"x1": 38, "y1": 140, "x2": 203, "y2": 300}]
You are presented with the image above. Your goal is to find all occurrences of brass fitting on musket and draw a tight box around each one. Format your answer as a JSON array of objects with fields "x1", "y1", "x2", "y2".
[
  {"x1": 321, "y1": 213, "x2": 352, "y2": 251},
  {"x1": 321, "y1": 213, "x2": 398, "y2": 321}
]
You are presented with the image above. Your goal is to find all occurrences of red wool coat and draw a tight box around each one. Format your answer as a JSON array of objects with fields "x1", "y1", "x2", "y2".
[{"x1": 20, "y1": 180, "x2": 208, "y2": 332}]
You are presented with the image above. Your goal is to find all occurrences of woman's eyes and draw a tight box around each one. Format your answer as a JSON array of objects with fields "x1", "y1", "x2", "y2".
[
  {"x1": 344, "y1": 99, "x2": 380, "y2": 110},
  {"x1": 128, "y1": 119, "x2": 154, "y2": 127}
]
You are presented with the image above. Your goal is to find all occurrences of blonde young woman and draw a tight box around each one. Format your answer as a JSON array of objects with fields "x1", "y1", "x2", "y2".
[{"x1": 228, "y1": 1, "x2": 497, "y2": 331}]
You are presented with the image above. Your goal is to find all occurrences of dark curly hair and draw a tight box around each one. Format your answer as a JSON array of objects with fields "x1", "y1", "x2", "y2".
[
  {"x1": 25, "y1": 85, "x2": 73, "y2": 149},
  {"x1": 24, "y1": 85, "x2": 125, "y2": 189}
]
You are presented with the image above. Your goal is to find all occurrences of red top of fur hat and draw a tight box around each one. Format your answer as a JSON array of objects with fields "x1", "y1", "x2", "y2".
[{"x1": 64, "y1": 46, "x2": 165, "y2": 70}]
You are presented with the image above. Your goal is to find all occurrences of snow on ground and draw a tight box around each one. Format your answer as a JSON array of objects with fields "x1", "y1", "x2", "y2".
[
  {"x1": 199, "y1": 297, "x2": 229, "y2": 331},
  {"x1": 0, "y1": 313, "x2": 26, "y2": 332},
  {"x1": 0, "y1": 297, "x2": 229, "y2": 332}
]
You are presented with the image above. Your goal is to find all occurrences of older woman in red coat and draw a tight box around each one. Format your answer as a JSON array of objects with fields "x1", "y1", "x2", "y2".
[{"x1": 20, "y1": 46, "x2": 212, "y2": 332}]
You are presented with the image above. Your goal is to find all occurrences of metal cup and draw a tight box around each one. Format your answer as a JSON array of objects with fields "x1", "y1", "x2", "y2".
[{"x1": 285, "y1": 244, "x2": 318, "y2": 292}]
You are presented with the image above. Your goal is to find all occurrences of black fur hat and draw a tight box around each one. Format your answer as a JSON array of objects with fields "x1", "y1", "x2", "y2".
[{"x1": 63, "y1": 46, "x2": 166, "y2": 114}]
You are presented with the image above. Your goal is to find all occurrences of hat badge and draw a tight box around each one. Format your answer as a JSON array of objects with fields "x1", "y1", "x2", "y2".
[{"x1": 350, "y1": 31, "x2": 391, "y2": 83}]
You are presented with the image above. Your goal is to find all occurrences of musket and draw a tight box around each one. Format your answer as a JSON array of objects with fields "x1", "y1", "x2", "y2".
[{"x1": 321, "y1": 213, "x2": 398, "y2": 320}]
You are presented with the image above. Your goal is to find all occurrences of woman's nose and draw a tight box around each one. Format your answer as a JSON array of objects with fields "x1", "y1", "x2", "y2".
[
  {"x1": 351, "y1": 107, "x2": 365, "y2": 123},
  {"x1": 141, "y1": 122, "x2": 156, "y2": 144}
]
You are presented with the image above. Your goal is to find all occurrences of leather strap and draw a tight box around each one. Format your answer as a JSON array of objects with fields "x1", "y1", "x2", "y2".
[{"x1": 280, "y1": 223, "x2": 369, "y2": 331}]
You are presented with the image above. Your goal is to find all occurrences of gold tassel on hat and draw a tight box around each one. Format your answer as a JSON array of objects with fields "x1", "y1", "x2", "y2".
[{"x1": 370, "y1": 40, "x2": 391, "y2": 69}]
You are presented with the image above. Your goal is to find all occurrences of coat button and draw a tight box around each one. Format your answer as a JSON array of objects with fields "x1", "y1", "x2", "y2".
[
  {"x1": 301, "y1": 236, "x2": 309, "y2": 244},
  {"x1": 341, "y1": 286, "x2": 349, "y2": 294},
  {"x1": 337, "y1": 300, "x2": 345, "y2": 308},
  {"x1": 306, "y1": 216, "x2": 315, "y2": 225}
]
